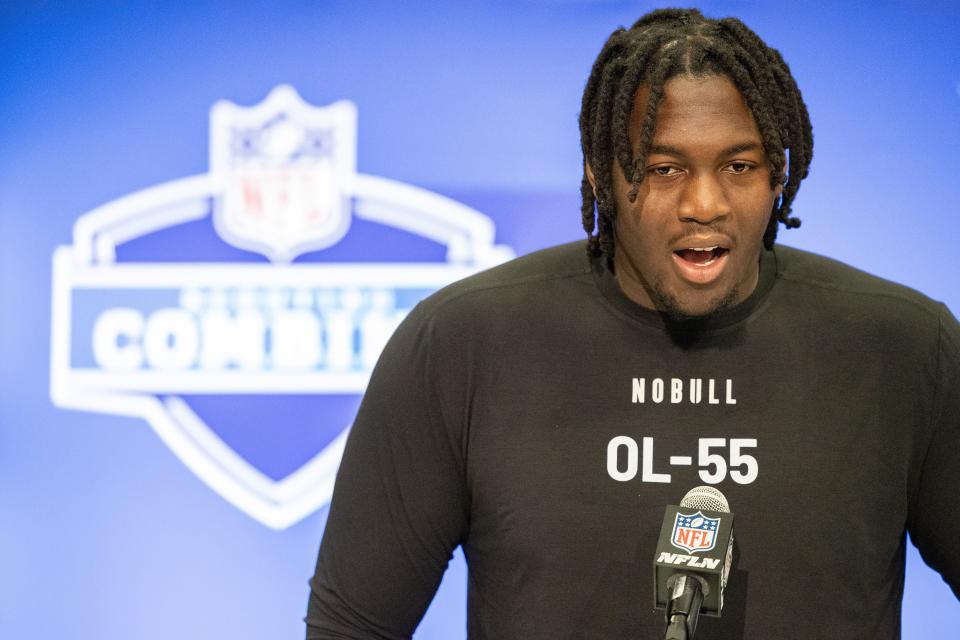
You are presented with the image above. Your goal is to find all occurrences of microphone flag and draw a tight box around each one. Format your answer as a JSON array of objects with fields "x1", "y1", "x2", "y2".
[{"x1": 653, "y1": 505, "x2": 734, "y2": 616}]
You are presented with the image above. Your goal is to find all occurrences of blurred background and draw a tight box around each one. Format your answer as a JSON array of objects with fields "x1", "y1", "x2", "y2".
[{"x1": 1, "y1": 1, "x2": 958, "y2": 638}]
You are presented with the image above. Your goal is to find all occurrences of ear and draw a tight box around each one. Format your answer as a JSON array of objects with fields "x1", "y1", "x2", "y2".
[{"x1": 585, "y1": 161, "x2": 598, "y2": 199}]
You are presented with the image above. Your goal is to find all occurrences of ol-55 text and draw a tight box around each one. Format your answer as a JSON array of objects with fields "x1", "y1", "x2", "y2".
[{"x1": 606, "y1": 437, "x2": 758, "y2": 485}]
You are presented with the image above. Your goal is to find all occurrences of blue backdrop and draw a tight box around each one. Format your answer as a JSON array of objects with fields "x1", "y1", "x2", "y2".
[{"x1": 1, "y1": 2, "x2": 958, "y2": 638}]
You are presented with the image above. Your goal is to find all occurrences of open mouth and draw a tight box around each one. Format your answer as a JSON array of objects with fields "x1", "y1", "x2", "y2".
[
  {"x1": 674, "y1": 246, "x2": 729, "y2": 265},
  {"x1": 671, "y1": 244, "x2": 731, "y2": 285}
]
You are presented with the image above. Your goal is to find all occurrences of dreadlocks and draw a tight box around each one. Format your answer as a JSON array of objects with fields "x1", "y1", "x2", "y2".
[{"x1": 579, "y1": 8, "x2": 813, "y2": 264}]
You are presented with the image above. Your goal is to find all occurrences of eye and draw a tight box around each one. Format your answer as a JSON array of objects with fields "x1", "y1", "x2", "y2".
[
  {"x1": 649, "y1": 165, "x2": 682, "y2": 177},
  {"x1": 726, "y1": 161, "x2": 753, "y2": 174}
]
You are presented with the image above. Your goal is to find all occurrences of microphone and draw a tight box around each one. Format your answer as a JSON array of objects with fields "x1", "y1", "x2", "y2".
[{"x1": 653, "y1": 486, "x2": 735, "y2": 640}]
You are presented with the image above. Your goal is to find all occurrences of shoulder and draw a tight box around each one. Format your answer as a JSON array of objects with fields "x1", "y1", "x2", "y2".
[
  {"x1": 380, "y1": 240, "x2": 595, "y2": 377},
  {"x1": 416, "y1": 240, "x2": 594, "y2": 318},
  {"x1": 773, "y1": 245, "x2": 947, "y2": 324}
]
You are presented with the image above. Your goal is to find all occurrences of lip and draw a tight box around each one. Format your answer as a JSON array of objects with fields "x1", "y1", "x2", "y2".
[
  {"x1": 671, "y1": 244, "x2": 731, "y2": 286},
  {"x1": 671, "y1": 234, "x2": 732, "y2": 252}
]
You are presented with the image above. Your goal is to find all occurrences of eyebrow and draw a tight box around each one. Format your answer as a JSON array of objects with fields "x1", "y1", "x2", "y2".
[{"x1": 647, "y1": 142, "x2": 762, "y2": 157}]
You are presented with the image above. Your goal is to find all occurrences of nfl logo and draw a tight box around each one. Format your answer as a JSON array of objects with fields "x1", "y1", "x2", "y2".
[
  {"x1": 671, "y1": 511, "x2": 720, "y2": 554},
  {"x1": 210, "y1": 85, "x2": 356, "y2": 263}
]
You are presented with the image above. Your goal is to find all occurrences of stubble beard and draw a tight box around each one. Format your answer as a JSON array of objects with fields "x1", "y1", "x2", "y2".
[{"x1": 649, "y1": 282, "x2": 741, "y2": 323}]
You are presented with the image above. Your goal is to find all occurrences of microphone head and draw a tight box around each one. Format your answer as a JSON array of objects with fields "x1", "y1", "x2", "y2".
[{"x1": 679, "y1": 486, "x2": 730, "y2": 513}]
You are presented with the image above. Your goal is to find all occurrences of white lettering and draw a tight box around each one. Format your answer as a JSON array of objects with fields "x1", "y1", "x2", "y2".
[
  {"x1": 729, "y1": 438, "x2": 759, "y2": 484},
  {"x1": 689, "y1": 378, "x2": 702, "y2": 404},
  {"x1": 606, "y1": 436, "x2": 639, "y2": 482},
  {"x1": 92, "y1": 308, "x2": 144, "y2": 370},
  {"x1": 89, "y1": 286, "x2": 412, "y2": 376},
  {"x1": 609, "y1": 436, "x2": 760, "y2": 486},
  {"x1": 670, "y1": 378, "x2": 683, "y2": 403},
  {"x1": 630, "y1": 376, "x2": 736, "y2": 405},
  {"x1": 325, "y1": 311, "x2": 355, "y2": 370},
  {"x1": 698, "y1": 438, "x2": 727, "y2": 484},
  {"x1": 201, "y1": 308, "x2": 265, "y2": 370},
  {"x1": 271, "y1": 309, "x2": 321, "y2": 370},
  {"x1": 143, "y1": 308, "x2": 198, "y2": 370},
  {"x1": 642, "y1": 436, "x2": 671, "y2": 483},
  {"x1": 687, "y1": 557, "x2": 721, "y2": 569},
  {"x1": 652, "y1": 378, "x2": 664, "y2": 403},
  {"x1": 658, "y1": 554, "x2": 724, "y2": 568}
]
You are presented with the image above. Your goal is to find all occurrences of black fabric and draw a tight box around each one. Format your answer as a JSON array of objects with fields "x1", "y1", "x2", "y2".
[{"x1": 306, "y1": 241, "x2": 960, "y2": 639}]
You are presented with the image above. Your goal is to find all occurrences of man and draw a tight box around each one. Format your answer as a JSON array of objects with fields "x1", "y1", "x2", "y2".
[{"x1": 307, "y1": 8, "x2": 959, "y2": 638}]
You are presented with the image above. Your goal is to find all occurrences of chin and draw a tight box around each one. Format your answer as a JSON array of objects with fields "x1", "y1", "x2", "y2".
[{"x1": 652, "y1": 284, "x2": 740, "y2": 322}]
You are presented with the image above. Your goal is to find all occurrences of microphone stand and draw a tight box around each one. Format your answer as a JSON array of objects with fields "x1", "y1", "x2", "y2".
[{"x1": 663, "y1": 573, "x2": 704, "y2": 640}]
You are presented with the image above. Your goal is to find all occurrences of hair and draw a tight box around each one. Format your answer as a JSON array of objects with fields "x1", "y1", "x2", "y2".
[{"x1": 579, "y1": 8, "x2": 813, "y2": 264}]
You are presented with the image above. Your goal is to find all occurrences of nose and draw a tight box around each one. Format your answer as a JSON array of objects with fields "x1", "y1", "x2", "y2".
[{"x1": 677, "y1": 173, "x2": 730, "y2": 224}]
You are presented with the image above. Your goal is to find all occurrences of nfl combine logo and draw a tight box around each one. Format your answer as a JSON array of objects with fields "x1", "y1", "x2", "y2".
[
  {"x1": 50, "y1": 85, "x2": 513, "y2": 529},
  {"x1": 671, "y1": 511, "x2": 720, "y2": 554}
]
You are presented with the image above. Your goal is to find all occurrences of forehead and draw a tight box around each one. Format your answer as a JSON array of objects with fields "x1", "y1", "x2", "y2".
[{"x1": 630, "y1": 74, "x2": 763, "y2": 148}]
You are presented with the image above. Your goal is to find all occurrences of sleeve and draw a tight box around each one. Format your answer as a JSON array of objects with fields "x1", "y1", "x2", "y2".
[
  {"x1": 907, "y1": 303, "x2": 960, "y2": 599},
  {"x1": 304, "y1": 304, "x2": 470, "y2": 639}
]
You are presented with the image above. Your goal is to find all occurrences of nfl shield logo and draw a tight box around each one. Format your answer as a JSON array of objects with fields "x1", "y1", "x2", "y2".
[
  {"x1": 210, "y1": 85, "x2": 356, "y2": 263},
  {"x1": 671, "y1": 511, "x2": 720, "y2": 554}
]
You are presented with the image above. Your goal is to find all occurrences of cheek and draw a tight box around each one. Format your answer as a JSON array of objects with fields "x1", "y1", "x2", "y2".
[
  {"x1": 615, "y1": 200, "x2": 660, "y2": 251},
  {"x1": 739, "y1": 189, "x2": 778, "y2": 230},
  {"x1": 615, "y1": 208, "x2": 671, "y2": 278},
  {"x1": 617, "y1": 183, "x2": 673, "y2": 232}
]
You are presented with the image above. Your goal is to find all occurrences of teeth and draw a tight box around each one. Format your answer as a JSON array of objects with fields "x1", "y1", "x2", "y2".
[{"x1": 686, "y1": 246, "x2": 718, "y2": 252}]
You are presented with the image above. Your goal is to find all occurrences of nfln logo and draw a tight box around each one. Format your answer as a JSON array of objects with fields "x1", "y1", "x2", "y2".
[{"x1": 49, "y1": 85, "x2": 513, "y2": 529}]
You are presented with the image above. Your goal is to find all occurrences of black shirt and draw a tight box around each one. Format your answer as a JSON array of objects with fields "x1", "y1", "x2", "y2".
[{"x1": 307, "y1": 242, "x2": 960, "y2": 639}]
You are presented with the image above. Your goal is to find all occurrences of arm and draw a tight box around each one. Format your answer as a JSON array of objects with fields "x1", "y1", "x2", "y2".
[
  {"x1": 907, "y1": 304, "x2": 960, "y2": 599},
  {"x1": 305, "y1": 305, "x2": 469, "y2": 638}
]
